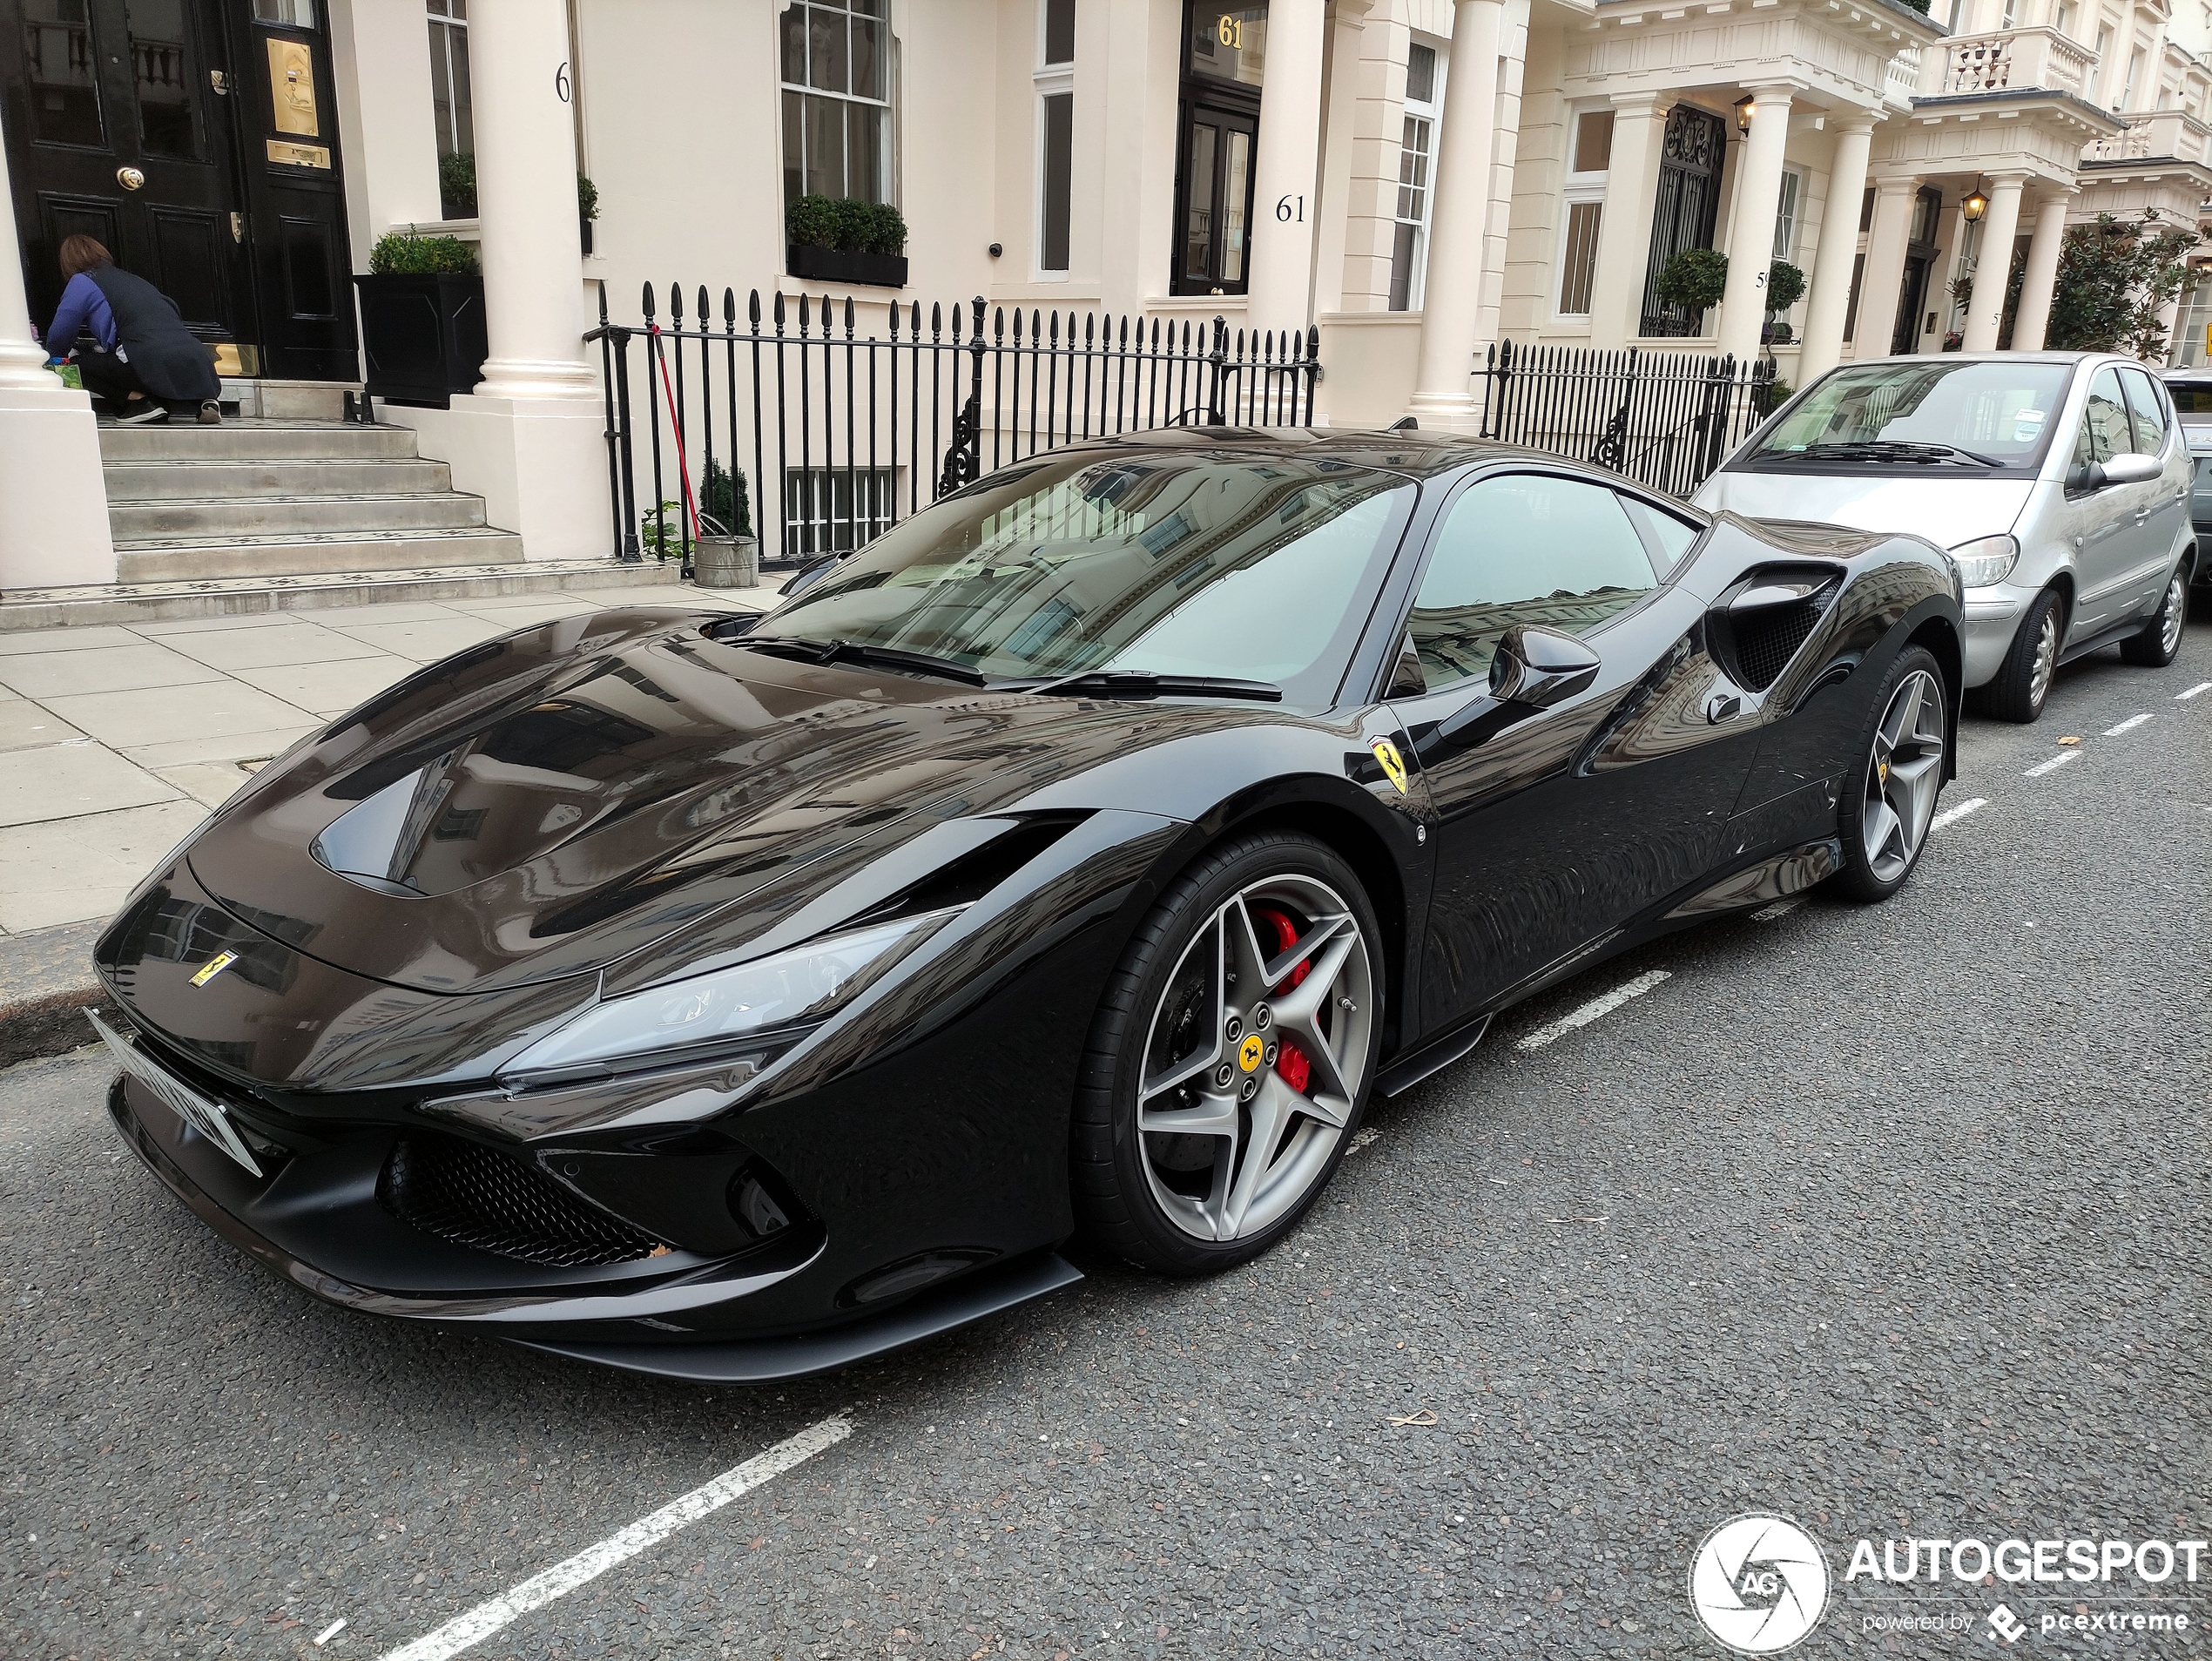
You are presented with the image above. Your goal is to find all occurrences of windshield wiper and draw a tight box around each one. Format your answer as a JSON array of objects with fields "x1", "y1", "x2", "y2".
[
  {"x1": 1795, "y1": 440, "x2": 2003, "y2": 467},
  {"x1": 738, "y1": 635, "x2": 989, "y2": 686},
  {"x1": 1022, "y1": 669, "x2": 1283, "y2": 702}
]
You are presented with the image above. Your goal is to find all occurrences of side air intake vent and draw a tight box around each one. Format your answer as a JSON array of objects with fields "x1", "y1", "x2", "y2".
[
  {"x1": 1713, "y1": 569, "x2": 1842, "y2": 694},
  {"x1": 379, "y1": 1132, "x2": 664, "y2": 1267}
]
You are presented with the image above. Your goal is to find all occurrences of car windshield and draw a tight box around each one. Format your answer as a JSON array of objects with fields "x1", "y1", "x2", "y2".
[
  {"x1": 1743, "y1": 361, "x2": 2074, "y2": 469},
  {"x1": 751, "y1": 450, "x2": 1414, "y2": 699}
]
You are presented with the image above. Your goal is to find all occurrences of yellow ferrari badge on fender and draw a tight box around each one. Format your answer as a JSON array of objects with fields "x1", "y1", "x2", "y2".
[
  {"x1": 190, "y1": 950, "x2": 238, "y2": 988},
  {"x1": 1370, "y1": 737, "x2": 1408, "y2": 796},
  {"x1": 1238, "y1": 1033, "x2": 1265, "y2": 1073}
]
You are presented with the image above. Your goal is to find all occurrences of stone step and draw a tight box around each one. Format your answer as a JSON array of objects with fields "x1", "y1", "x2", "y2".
[
  {"x1": 109, "y1": 490, "x2": 489, "y2": 542},
  {"x1": 0, "y1": 558, "x2": 691, "y2": 631},
  {"x1": 98, "y1": 420, "x2": 421, "y2": 463},
  {"x1": 115, "y1": 529, "x2": 527, "y2": 584},
  {"x1": 103, "y1": 456, "x2": 454, "y2": 500}
]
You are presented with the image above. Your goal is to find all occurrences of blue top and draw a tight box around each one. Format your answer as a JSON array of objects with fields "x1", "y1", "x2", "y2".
[{"x1": 44, "y1": 271, "x2": 118, "y2": 357}]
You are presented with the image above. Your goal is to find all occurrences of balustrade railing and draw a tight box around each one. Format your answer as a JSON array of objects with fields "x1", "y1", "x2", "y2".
[
  {"x1": 584, "y1": 283, "x2": 1319, "y2": 570},
  {"x1": 1924, "y1": 25, "x2": 2099, "y2": 98},
  {"x1": 1474, "y1": 341, "x2": 1779, "y2": 498}
]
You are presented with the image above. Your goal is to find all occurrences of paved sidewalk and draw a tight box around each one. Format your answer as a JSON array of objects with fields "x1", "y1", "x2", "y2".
[{"x1": 0, "y1": 582, "x2": 778, "y2": 1054}]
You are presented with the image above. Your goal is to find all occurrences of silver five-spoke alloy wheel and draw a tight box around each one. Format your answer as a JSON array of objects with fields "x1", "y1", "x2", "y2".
[
  {"x1": 2028, "y1": 604, "x2": 2060, "y2": 712},
  {"x1": 1135, "y1": 874, "x2": 1374, "y2": 1243},
  {"x1": 2158, "y1": 572, "x2": 2187, "y2": 659},
  {"x1": 1862, "y1": 667, "x2": 1946, "y2": 885}
]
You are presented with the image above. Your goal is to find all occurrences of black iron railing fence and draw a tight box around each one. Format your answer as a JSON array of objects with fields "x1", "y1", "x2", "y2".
[
  {"x1": 586, "y1": 282, "x2": 1321, "y2": 569},
  {"x1": 1474, "y1": 341, "x2": 1779, "y2": 497}
]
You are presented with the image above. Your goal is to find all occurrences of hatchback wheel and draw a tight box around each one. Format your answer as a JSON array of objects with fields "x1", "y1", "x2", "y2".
[
  {"x1": 2120, "y1": 566, "x2": 2189, "y2": 667},
  {"x1": 1978, "y1": 589, "x2": 2063, "y2": 723},
  {"x1": 1833, "y1": 646, "x2": 1946, "y2": 902},
  {"x1": 1073, "y1": 832, "x2": 1381, "y2": 1273}
]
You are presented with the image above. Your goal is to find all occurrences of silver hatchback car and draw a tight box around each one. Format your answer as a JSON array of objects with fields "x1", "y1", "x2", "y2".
[{"x1": 1695, "y1": 354, "x2": 2195, "y2": 721}]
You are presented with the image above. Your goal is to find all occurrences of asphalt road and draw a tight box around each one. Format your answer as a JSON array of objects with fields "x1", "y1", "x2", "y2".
[{"x1": 4, "y1": 619, "x2": 2208, "y2": 1661}]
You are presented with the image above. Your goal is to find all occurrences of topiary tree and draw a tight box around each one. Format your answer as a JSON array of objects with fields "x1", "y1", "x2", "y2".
[
  {"x1": 1656, "y1": 247, "x2": 1730, "y2": 312},
  {"x1": 1764, "y1": 260, "x2": 1807, "y2": 314},
  {"x1": 2046, "y1": 209, "x2": 2201, "y2": 361}
]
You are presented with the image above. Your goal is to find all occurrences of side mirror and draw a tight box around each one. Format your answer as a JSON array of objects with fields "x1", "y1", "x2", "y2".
[
  {"x1": 1488, "y1": 625, "x2": 1602, "y2": 709},
  {"x1": 2095, "y1": 451, "x2": 2163, "y2": 488}
]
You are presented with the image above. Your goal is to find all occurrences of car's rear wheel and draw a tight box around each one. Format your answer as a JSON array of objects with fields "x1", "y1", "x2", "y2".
[
  {"x1": 2120, "y1": 564, "x2": 2189, "y2": 667},
  {"x1": 1073, "y1": 832, "x2": 1381, "y2": 1274},
  {"x1": 1832, "y1": 646, "x2": 1947, "y2": 903},
  {"x1": 1977, "y1": 588, "x2": 2063, "y2": 723}
]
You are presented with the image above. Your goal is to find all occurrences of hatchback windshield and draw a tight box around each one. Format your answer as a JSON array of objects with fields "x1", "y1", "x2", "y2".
[
  {"x1": 752, "y1": 451, "x2": 1414, "y2": 699},
  {"x1": 1743, "y1": 361, "x2": 2074, "y2": 469}
]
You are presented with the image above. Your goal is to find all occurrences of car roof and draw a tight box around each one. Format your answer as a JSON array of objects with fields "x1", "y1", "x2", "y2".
[{"x1": 1032, "y1": 426, "x2": 1628, "y2": 483}]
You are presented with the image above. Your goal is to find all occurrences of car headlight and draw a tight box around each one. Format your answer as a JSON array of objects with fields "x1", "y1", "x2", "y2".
[
  {"x1": 1949, "y1": 534, "x2": 2020, "y2": 589},
  {"x1": 498, "y1": 908, "x2": 960, "y2": 1086}
]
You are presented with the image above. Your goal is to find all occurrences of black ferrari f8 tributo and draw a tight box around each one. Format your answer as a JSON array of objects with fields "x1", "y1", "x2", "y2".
[{"x1": 92, "y1": 430, "x2": 1962, "y2": 1381}]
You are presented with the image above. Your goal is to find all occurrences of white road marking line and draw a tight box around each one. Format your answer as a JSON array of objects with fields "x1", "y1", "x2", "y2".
[
  {"x1": 2178, "y1": 681, "x2": 2212, "y2": 701},
  {"x1": 1750, "y1": 898, "x2": 1804, "y2": 922},
  {"x1": 2103, "y1": 712, "x2": 2154, "y2": 736},
  {"x1": 1515, "y1": 970, "x2": 1671, "y2": 1051},
  {"x1": 314, "y1": 1619, "x2": 348, "y2": 1647},
  {"x1": 2024, "y1": 751, "x2": 2079, "y2": 778},
  {"x1": 1929, "y1": 796, "x2": 1987, "y2": 832},
  {"x1": 381, "y1": 1415, "x2": 853, "y2": 1661}
]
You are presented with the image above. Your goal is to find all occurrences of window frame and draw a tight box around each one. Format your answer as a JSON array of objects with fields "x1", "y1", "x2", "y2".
[
  {"x1": 1387, "y1": 37, "x2": 1446, "y2": 313},
  {"x1": 779, "y1": 0, "x2": 899, "y2": 211},
  {"x1": 1034, "y1": 0, "x2": 1075, "y2": 278},
  {"x1": 1771, "y1": 166, "x2": 1801, "y2": 263},
  {"x1": 2116, "y1": 364, "x2": 2171, "y2": 456},
  {"x1": 1553, "y1": 101, "x2": 1614, "y2": 320},
  {"x1": 426, "y1": 0, "x2": 472, "y2": 160}
]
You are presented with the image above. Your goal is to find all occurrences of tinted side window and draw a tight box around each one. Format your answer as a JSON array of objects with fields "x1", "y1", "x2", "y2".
[
  {"x1": 2072, "y1": 368, "x2": 2131, "y2": 483},
  {"x1": 1622, "y1": 496, "x2": 1701, "y2": 571},
  {"x1": 1404, "y1": 474, "x2": 1656, "y2": 692},
  {"x1": 2118, "y1": 367, "x2": 2168, "y2": 454}
]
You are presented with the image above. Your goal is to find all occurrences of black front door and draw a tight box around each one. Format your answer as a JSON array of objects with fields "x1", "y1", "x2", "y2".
[
  {"x1": 1890, "y1": 185, "x2": 1944, "y2": 356},
  {"x1": 4, "y1": 0, "x2": 252, "y2": 356},
  {"x1": 1171, "y1": 1, "x2": 1264, "y2": 297},
  {"x1": 1640, "y1": 103, "x2": 1726, "y2": 339},
  {"x1": 3, "y1": 0, "x2": 353, "y2": 378}
]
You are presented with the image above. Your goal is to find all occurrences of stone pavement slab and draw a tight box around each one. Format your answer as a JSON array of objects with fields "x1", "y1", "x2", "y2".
[
  {"x1": 0, "y1": 643, "x2": 226, "y2": 699},
  {"x1": 232, "y1": 653, "x2": 421, "y2": 717},
  {"x1": 0, "y1": 744, "x2": 179, "y2": 829},
  {"x1": 0, "y1": 800, "x2": 210, "y2": 934},
  {"x1": 158, "y1": 619, "x2": 389, "y2": 672}
]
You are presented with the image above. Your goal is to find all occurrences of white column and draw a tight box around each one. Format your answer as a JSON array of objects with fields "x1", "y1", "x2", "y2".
[
  {"x1": 1797, "y1": 116, "x2": 1875, "y2": 381},
  {"x1": 1586, "y1": 93, "x2": 1669, "y2": 349},
  {"x1": 468, "y1": 0, "x2": 596, "y2": 399},
  {"x1": 383, "y1": 0, "x2": 610, "y2": 562},
  {"x1": 0, "y1": 121, "x2": 116, "y2": 588},
  {"x1": 1853, "y1": 179, "x2": 1919, "y2": 361},
  {"x1": 1961, "y1": 171, "x2": 2026, "y2": 352},
  {"x1": 1715, "y1": 86, "x2": 1794, "y2": 363},
  {"x1": 1310, "y1": 0, "x2": 1376, "y2": 316},
  {"x1": 1406, "y1": 0, "x2": 1506, "y2": 425},
  {"x1": 2009, "y1": 188, "x2": 2073, "y2": 351},
  {"x1": 1244, "y1": 0, "x2": 1329, "y2": 332}
]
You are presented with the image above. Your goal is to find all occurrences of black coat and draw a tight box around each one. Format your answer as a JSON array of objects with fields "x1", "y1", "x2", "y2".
[{"x1": 87, "y1": 266, "x2": 220, "y2": 403}]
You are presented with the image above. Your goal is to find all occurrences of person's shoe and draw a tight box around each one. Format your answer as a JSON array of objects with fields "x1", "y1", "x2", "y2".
[
  {"x1": 198, "y1": 401, "x2": 222, "y2": 425},
  {"x1": 117, "y1": 402, "x2": 169, "y2": 425}
]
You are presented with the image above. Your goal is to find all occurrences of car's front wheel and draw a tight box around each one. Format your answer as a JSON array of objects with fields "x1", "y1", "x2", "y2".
[
  {"x1": 1073, "y1": 832, "x2": 1381, "y2": 1274},
  {"x1": 2120, "y1": 564, "x2": 2189, "y2": 667},
  {"x1": 1978, "y1": 588, "x2": 2064, "y2": 723},
  {"x1": 1832, "y1": 645, "x2": 1947, "y2": 903}
]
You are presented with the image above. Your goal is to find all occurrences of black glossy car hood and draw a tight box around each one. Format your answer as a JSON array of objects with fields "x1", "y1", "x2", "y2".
[{"x1": 182, "y1": 609, "x2": 1238, "y2": 995}]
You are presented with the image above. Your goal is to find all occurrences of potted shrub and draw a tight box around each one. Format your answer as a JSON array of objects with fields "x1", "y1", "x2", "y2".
[
  {"x1": 1760, "y1": 260, "x2": 1806, "y2": 344},
  {"x1": 786, "y1": 195, "x2": 909, "y2": 287},
  {"x1": 1654, "y1": 247, "x2": 1729, "y2": 331},
  {"x1": 352, "y1": 229, "x2": 487, "y2": 408},
  {"x1": 578, "y1": 172, "x2": 599, "y2": 256}
]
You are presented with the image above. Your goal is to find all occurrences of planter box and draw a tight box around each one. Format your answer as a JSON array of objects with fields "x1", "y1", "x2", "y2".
[
  {"x1": 786, "y1": 244, "x2": 908, "y2": 289},
  {"x1": 350, "y1": 272, "x2": 489, "y2": 408}
]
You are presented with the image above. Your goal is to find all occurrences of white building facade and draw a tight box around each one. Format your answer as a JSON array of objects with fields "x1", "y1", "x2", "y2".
[{"x1": 4, "y1": 0, "x2": 2210, "y2": 599}]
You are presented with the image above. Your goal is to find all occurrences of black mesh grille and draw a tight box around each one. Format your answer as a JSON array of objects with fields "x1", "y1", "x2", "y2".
[
  {"x1": 379, "y1": 1133, "x2": 664, "y2": 1267},
  {"x1": 1732, "y1": 601, "x2": 1824, "y2": 692}
]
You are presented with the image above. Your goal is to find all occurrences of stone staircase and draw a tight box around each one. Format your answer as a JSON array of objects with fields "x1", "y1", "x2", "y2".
[
  {"x1": 0, "y1": 414, "x2": 680, "y2": 631},
  {"x1": 100, "y1": 418, "x2": 523, "y2": 584}
]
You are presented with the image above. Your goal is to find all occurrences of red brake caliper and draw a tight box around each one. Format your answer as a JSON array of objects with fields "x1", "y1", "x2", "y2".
[{"x1": 1251, "y1": 906, "x2": 1312, "y2": 1094}]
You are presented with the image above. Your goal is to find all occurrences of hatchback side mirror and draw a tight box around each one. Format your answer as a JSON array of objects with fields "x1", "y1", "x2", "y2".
[
  {"x1": 1488, "y1": 625, "x2": 1602, "y2": 709},
  {"x1": 2090, "y1": 451, "x2": 2163, "y2": 489}
]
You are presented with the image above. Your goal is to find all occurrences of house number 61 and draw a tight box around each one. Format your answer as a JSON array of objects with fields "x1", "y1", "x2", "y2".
[{"x1": 1275, "y1": 194, "x2": 1305, "y2": 222}]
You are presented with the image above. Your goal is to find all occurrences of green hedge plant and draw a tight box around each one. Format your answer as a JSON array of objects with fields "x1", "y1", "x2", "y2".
[
  {"x1": 1764, "y1": 260, "x2": 1807, "y2": 314},
  {"x1": 368, "y1": 229, "x2": 479, "y2": 275},
  {"x1": 1656, "y1": 247, "x2": 1730, "y2": 312},
  {"x1": 787, "y1": 195, "x2": 908, "y2": 256}
]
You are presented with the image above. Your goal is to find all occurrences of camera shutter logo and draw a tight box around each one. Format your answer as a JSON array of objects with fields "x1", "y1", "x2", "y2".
[{"x1": 1689, "y1": 1514, "x2": 1831, "y2": 1654}]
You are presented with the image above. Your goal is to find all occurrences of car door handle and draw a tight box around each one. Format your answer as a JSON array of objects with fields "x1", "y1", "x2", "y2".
[{"x1": 1705, "y1": 692, "x2": 1741, "y2": 724}]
